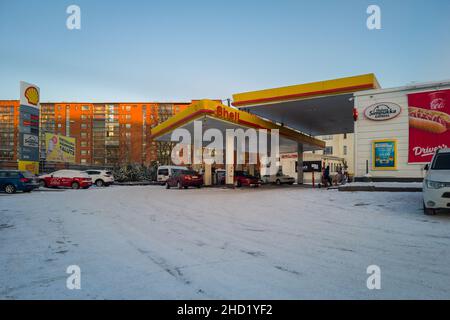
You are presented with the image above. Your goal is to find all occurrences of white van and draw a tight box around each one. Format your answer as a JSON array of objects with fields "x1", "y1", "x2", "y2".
[{"x1": 157, "y1": 165, "x2": 188, "y2": 184}]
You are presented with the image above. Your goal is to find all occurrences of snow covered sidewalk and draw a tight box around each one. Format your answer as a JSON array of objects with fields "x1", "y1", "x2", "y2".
[
  {"x1": 1, "y1": 186, "x2": 449, "y2": 299},
  {"x1": 339, "y1": 181, "x2": 423, "y2": 192}
]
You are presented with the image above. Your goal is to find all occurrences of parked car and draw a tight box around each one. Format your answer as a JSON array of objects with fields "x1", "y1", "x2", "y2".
[
  {"x1": 0, "y1": 170, "x2": 39, "y2": 194},
  {"x1": 39, "y1": 170, "x2": 92, "y2": 189},
  {"x1": 157, "y1": 165, "x2": 188, "y2": 184},
  {"x1": 84, "y1": 170, "x2": 114, "y2": 187},
  {"x1": 262, "y1": 171, "x2": 295, "y2": 185},
  {"x1": 423, "y1": 148, "x2": 450, "y2": 215},
  {"x1": 217, "y1": 170, "x2": 261, "y2": 187},
  {"x1": 234, "y1": 171, "x2": 261, "y2": 187},
  {"x1": 165, "y1": 170, "x2": 203, "y2": 189}
]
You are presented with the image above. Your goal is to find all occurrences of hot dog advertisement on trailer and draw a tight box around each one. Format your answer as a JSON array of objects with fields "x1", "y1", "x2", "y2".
[{"x1": 353, "y1": 80, "x2": 450, "y2": 181}]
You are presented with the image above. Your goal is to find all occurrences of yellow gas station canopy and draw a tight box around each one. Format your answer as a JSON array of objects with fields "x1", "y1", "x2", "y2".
[
  {"x1": 232, "y1": 74, "x2": 380, "y2": 135},
  {"x1": 150, "y1": 99, "x2": 325, "y2": 153}
]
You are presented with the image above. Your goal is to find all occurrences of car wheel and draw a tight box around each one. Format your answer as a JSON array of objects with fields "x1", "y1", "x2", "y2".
[
  {"x1": 39, "y1": 180, "x2": 47, "y2": 188},
  {"x1": 4, "y1": 184, "x2": 16, "y2": 194},
  {"x1": 165, "y1": 182, "x2": 170, "y2": 189},
  {"x1": 276, "y1": 179, "x2": 281, "y2": 185},
  {"x1": 95, "y1": 179, "x2": 104, "y2": 187},
  {"x1": 177, "y1": 181, "x2": 182, "y2": 189},
  {"x1": 71, "y1": 181, "x2": 80, "y2": 189},
  {"x1": 423, "y1": 202, "x2": 437, "y2": 215}
]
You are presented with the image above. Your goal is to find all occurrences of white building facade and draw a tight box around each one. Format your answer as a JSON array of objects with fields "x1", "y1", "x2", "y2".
[{"x1": 354, "y1": 80, "x2": 450, "y2": 181}]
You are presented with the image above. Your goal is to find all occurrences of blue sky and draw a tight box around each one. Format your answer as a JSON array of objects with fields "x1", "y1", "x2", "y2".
[{"x1": 1, "y1": 0, "x2": 449, "y2": 102}]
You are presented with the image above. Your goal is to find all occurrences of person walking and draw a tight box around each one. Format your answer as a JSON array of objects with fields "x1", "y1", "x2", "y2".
[{"x1": 324, "y1": 165, "x2": 332, "y2": 186}]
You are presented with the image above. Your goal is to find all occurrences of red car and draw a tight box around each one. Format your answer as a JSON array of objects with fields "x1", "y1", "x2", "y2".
[
  {"x1": 220, "y1": 171, "x2": 261, "y2": 187},
  {"x1": 39, "y1": 170, "x2": 92, "y2": 189},
  {"x1": 165, "y1": 170, "x2": 203, "y2": 189},
  {"x1": 234, "y1": 171, "x2": 261, "y2": 187}
]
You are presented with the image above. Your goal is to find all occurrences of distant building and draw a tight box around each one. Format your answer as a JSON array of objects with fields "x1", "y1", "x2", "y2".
[
  {"x1": 313, "y1": 133, "x2": 354, "y2": 175},
  {"x1": 0, "y1": 100, "x2": 191, "y2": 168}
]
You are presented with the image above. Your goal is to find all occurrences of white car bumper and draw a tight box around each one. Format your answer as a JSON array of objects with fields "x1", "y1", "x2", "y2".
[{"x1": 423, "y1": 186, "x2": 450, "y2": 209}]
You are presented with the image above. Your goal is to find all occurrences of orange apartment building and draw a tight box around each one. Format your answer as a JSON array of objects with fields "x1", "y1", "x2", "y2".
[{"x1": 0, "y1": 100, "x2": 191, "y2": 168}]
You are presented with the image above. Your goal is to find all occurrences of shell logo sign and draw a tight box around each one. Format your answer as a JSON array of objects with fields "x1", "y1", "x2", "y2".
[
  {"x1": 24, "y1": 86, "x2": 39, "y2": 106},
  {"x1": 20, "y1": 81, "x2": 40, "y2": 108}
]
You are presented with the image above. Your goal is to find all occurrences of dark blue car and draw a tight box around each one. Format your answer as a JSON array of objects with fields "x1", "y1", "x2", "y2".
[{"x1": 0, "y1": 170, "x2": 39, "y2": 194}]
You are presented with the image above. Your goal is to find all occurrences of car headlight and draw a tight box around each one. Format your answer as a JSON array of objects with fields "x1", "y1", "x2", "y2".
[{"x1": 425, "y1": 179, "x2": 445, "y2": 189}]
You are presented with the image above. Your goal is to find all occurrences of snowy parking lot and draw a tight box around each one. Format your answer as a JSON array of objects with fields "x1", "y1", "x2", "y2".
[{"x1": 1, "y1": 185, "x2": 450, "y2": 299}]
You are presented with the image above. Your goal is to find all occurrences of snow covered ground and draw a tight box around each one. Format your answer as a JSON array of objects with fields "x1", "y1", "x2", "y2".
[{"x1": 1, "y1": 185, "x2": 450, "y2": 299}]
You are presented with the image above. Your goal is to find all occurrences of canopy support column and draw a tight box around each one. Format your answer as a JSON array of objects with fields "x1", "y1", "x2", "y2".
[
  {"x1": 225, "y1": 134, "x2": 234, "y2": 186},
  {"x1": 297, "y1": 143, "x2": 304, "y2": 185},
  {"x1": 204, "y1": 163, "x2": 212, "y2": 186}
]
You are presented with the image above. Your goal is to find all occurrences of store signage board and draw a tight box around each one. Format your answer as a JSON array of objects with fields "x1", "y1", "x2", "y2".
[
  {"x1": 408, "y1": 89, "x2": 450, "y2": 163},
  {"x1": 364, "y1": 102, "x2": 401, "y2": 121}
]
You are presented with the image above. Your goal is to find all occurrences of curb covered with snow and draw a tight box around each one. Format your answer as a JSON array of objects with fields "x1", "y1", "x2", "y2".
[{"x1": 339, "y1": 182, "x2": 423, "y2": 192}]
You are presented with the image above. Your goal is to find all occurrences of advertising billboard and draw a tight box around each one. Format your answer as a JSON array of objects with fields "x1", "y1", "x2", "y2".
[
  {"x1": 18, "y1": 161, "x2": 39, "y2": 175},
  {"x1": 408, "y1": 89, "x2": 450, "y2": 163},
  {"x1": 372, "y1": 139, "x2": 397, "y2": 170},
  {"x1": 302, "y1": 161, "x2": 322, "y2": 172},
  {"x1": 45, "y1": 133, "x2": 76, "y2": 163},
  {"x1": 18, "y1": 82, "x2": 40, "y2": 170}
]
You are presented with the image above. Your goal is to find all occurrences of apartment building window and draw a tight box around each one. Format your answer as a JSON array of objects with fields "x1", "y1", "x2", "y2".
[
  {"x1": 322, "y1": 135, "x2": 333, "y2": 141},
  {"x1": 81, "y1": 105, "x2": 90, "y2": 111},
  {"x1": 81, "y1": 123, "x2": 88, "y2": 129},
  {"x1": 125, "y1": 124, "x2": 131, "y2": 129},
  {"x1": 81, "y1": 115, "x2": 87, "y2": 120},
  {"x1": 81, "y1": 141, "x2": 87, "y2": 147},
  {"x1": 324, "y1": 146, "x2": 333, "y2": 155},
  {"x1": 57, "y1": 123, "x2": 62, "y2": 128},
  {"x1": 125, "y1": 132, "x2": 131, "y2": 138},
  {"x1": 81, "y1": 150, "x2": 87, "y2": 155},
  {"x1": 80, "y1": 159, "x2": 87, "y2": 164},
  {"x1": 81, "y1": 132, "x2": 87, "y2": 138},
  {"x1": 343, "y1": 145, "x2": 347, "y2": 155},
  {"x1": 125, "y1": 115, "x2": 131, "y2": 120}
]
